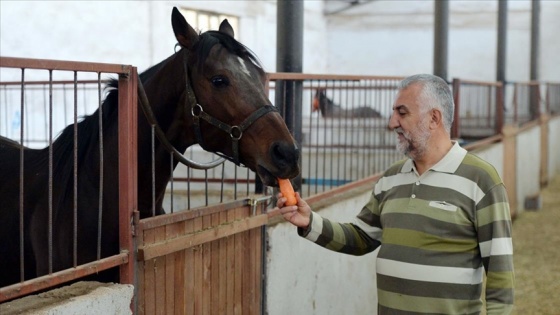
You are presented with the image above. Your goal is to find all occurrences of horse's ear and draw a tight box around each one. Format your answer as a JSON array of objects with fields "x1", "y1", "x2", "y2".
[
  {"x1": 219, "y1": 19, "x2": 235, "y2": 38},
  {"x1": 171, "y1": 7, "x2": 199, "y2": 49}
]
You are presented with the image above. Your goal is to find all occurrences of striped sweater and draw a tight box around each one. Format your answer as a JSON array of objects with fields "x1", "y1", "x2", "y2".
[{"x1": 300, "y1": 142, "x2": 514, "y2": 314}]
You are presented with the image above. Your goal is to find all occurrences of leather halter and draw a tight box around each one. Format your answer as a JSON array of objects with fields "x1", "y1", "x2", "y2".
[
  {"x1": 183, "y1": 51, "x2": 278, "y2": 166},
  {"x1": 137, "y1": 49, "x2": 277, "y2": 169}
]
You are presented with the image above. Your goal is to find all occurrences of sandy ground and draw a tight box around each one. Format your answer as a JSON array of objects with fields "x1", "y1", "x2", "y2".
[{"x1": 512, "y1": 173, "x2": 560, "y2": 315}]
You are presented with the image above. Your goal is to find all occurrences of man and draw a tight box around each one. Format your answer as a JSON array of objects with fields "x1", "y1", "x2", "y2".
[{"x1": 277, "y1": 74, "x2": 514, "y2": 314}]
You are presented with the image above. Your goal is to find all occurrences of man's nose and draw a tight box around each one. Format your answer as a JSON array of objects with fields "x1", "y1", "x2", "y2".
[{"x1": 388, "y1": 112, "x2": 398, "y2": 130}]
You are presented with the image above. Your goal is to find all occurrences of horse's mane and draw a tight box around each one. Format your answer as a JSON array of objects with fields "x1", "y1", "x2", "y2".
[{"x1": 45, "y1": 30, "x2": 263, "y2": 199}]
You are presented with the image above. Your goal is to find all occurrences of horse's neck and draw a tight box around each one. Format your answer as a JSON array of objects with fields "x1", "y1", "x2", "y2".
[
  {"x1": 321, "y1": 97, "x2": 341, "y2": 116},
  {"x1": 136, "y1": 55, "x2": 195, "y2": 214}
]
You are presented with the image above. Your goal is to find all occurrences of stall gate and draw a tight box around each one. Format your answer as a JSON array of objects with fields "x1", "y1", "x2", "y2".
[{"x1": 135, "y1": 198, "x2": 272, "y2": 315}]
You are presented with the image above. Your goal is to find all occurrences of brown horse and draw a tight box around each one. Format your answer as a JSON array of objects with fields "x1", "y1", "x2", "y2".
[
  {"x1": 313, "y1": 89, "x2": 382, "y2": 118},
  {"x1": 0, "y1": 7, "x2": 299, "y2": 287}
]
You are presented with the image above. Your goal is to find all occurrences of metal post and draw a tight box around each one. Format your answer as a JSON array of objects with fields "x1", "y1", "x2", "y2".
[
  {"x1": 497, "y1": 0, "x2": 507, "y2": 83},
  {"x1": 273, "y1": 0, "x2": 303, "y2": 191},
  {"x1": 530, "y1": 0, "x2": 540, "y2": 119},
  {"x1": 434, "y1": 0, "x2": 449, "y2": 82}
]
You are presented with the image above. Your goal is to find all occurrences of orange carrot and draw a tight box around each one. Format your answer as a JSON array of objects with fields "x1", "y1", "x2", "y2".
[{"x1": 278, "y1": 178, "x2": 297, "y2": 206}]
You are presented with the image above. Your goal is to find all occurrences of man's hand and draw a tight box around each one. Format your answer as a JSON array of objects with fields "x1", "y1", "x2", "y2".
[{"x1": 276, "y1": 192, "x2": 311, "y2": 228}]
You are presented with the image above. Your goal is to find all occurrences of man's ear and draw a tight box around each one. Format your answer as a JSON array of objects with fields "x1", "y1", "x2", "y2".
[{"x1": 430, "y1": 109, "x2": 443, "y2": 130}]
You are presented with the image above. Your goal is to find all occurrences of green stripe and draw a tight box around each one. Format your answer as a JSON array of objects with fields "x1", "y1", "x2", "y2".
[
  {"x1": 378, "y1": 289, "x2": 483, "y2": 314},
  {"x1": 477, "y1": 202, "x2": 511, "y2": 226},
  {"x1": 383, "y1": 198, "x2": 473, "y2": 226},
  {"x1": 486, "y1": 271, "x2": 515, "y2": 289},
  {"x1": 461, "y1": 154, "x2": 502, "y2": 185},
  {"x1": 383, "y1": 228, "x2": 478, "y2": 253}
]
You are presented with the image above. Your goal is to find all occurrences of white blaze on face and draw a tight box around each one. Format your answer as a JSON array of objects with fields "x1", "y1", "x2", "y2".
[{"x1": 237, "y1": 56, "x2": 252, "y2": 77}]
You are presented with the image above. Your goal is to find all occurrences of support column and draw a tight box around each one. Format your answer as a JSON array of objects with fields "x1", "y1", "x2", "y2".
[
  {"x1": 497, "y1": 0, "x2": 507, "y2": 83},
  {"x1": 274, "y1": 0, "x2": 303, "y2": 191},
  {"x1": 434, "y1": 0, "x2": 449, "y2": 82},
  {"x1": 530, "y1": 0, "x2": 541, "y2": 119}
]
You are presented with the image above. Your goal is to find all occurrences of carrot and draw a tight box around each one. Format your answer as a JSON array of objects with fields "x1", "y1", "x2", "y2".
[{"x1": 278, "y1": 178, "x2": 297, "y2": 206}]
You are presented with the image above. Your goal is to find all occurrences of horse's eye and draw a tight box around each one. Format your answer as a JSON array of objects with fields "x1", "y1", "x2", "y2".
[{"x1": 211, "y1": 76, "x2": 230, "y2": 88}]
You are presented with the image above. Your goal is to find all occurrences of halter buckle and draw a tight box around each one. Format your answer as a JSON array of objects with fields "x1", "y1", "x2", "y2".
[
  {"x1": 230, "y1": 126, "x2": 243, "y2": 140},
  {"x1": 191, "y1": 104, "x2": 203, "y2": 117}
]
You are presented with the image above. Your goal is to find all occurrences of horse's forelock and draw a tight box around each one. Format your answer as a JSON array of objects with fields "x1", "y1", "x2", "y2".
[{"x1": 196, "y1": 31, "x2": 264, "y2": 75}]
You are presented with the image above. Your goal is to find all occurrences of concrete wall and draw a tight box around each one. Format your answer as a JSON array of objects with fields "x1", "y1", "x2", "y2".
[
  {"x1": 266, "y1": 189, "x2": 379, "y2": 315},
  {"x1": 0, "y1": 282, "x2": 133, "y2": 315},
  {"x1": 516, "y1": 125, "x2": 542, "y2": 208},
  {"x1": 548, "y1": 117, "x2": 560, "y2": 178}
]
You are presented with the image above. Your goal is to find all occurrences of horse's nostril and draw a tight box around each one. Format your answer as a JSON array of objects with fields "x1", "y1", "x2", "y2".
[{"x1": 271, "y1": 142, "x2": 299, "y2": 168}]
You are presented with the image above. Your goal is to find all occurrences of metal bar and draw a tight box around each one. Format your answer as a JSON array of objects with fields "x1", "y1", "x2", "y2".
[
  {"x1": 0, "y1": 79, "x2": 109, "y2": 86},
  {"x1": 0, "y1": 56, "x2": 131, "y2": 74},
  {"x1": 0, "y1": 253, "x2": 129, "y2": 303},
  {"x1": 497, "y1": 0, "x2": 508, "y2": 83},
  {"x1": 18, "y1": 68, "x2": 25, "y2": 283},
  {"x1": 48, "y1": 70, "x2": 54, "y2": 274},
  {"x1": 434, "y1": 0, "x2": 449, "y2": 81},
  {"x1": 97, "y1": 72, "x2": 103, "y2": 260},
  {"x1": 73, "y1": 71, "x2": 78, "y2": 268},
  {"x1": 170, "y1": 153, "x2": 174, "y2": 213},
  {"x1": 268, "y1": 72, "x2": 404, "y2": 81},
  {"x1": 151, "y1": 125, "x2": 156, "y2": 216},
  {"x1": 117, "y1": 67, "x2": 137, "y2": 287}
]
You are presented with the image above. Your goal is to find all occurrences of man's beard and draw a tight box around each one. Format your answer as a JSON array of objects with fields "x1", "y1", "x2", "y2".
[{"x1": 395, "y1": 122, "x2": 430, "y2": 159}]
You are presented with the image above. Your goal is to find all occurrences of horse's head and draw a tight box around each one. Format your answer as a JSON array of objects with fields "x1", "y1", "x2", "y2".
[
  {"x1": 170, "y1": 8, "x2": 299, "y2": 186},
  {"x1": 312, "y1": 89, "x2": 328, "y2": 112}
]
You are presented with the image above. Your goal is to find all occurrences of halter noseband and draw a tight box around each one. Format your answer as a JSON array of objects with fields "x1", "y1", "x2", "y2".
[{"x1": 184, "y1": 51, "x2": 278, "y2": 166}]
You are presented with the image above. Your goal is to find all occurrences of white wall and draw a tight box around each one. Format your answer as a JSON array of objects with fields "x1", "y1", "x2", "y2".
[
  {"x1": 266, "y1": 190, "x2": 379, "y2": 315},
  {"x1": 2, "y1": 1, "x2": 559, "y2": 81},
  {"x1": 516, "y1": 126, "x2": 542, "y2": 210},
  {"x1": 549, "y1": 117, "x2": 560, "y2": 179},
  {"x1": 325, "y1": 0, "x2": 560, "y2": 81}
]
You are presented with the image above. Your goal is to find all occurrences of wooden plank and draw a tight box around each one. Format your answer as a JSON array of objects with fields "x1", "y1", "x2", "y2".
[
  {"x1": 257, "y1": 203, "x2": 265, "y2": 313},
  {"x1": 165, "y1": 222, "x2": 179, "y2": 314},
  {"x1": 201, "y1": 215, "x2": 212, "y2": 315},
  {"x1": 136, "y1": 222, "x2": 145, "y2": 315},
  {"x1": 138, "y1": 213, "x2": 269, "y2": 261},
  {"x1": 218, "y1": 210, "x2": 228, "y2": 315},
  {"x1": 174, "y1": 220, "x2": 186, "y2": 315},
  {"x1": 143, "y1": 228, "x2": 156, "y2": 315},
  {"x1": 211, "y1": 212, "x2": 221, "y2": 315},
  {"x1": 226, "y1": 208, "x2": 235, "y2": 315},
  {"x1": 138, "y1": 199, "x2": 247, "y2": 230},
  {"x1": 242, "y1": 207, "x2": 253, "y2": 314},
  {"x1": 184, "y1": 215, "x2": 195, "y2": 315},
  {"x1": 154, "y1": 226, "x2": 166, "y2": 315},
  {"x1": 193, "y1": 216, "x2": 203, "y2": 315},
  {"x1": 234, "y1": 207, "x2": 244, "y2": 315}
]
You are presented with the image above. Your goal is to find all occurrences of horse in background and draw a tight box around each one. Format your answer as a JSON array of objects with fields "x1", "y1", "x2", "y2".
[{"x1": 312, "y1": 89, "x2": 382, "y2": 118}]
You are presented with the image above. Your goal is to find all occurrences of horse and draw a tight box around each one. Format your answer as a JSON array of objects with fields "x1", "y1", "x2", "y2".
[
  {"x1": 0, "y1": 7, "x2": 300, "y2": 287},
  {"x1": 312, "y1": 89, "x2": 382, "y2": 118}
]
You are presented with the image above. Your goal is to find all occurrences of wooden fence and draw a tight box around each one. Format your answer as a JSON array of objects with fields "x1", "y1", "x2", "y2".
[{"x1": 135, "y1": 198, "x2": 271, "y2": 315}]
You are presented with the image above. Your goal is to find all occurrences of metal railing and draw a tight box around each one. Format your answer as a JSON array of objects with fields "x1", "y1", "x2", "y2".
[{"x1": 0, "y1": 57, "x2": 136, "y2": 301}]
